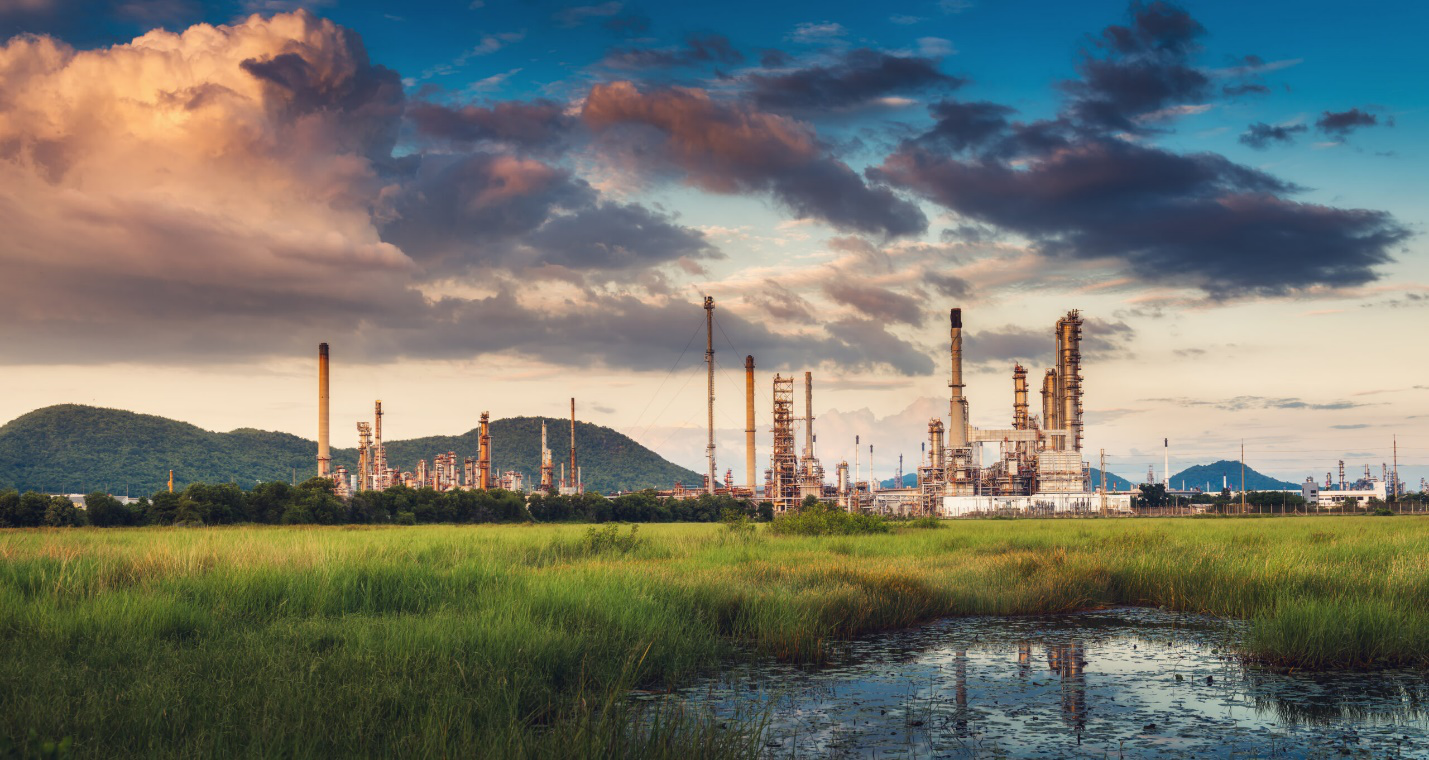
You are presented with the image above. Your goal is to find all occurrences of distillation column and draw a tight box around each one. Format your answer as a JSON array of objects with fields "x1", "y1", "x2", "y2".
[
  {"x1": 1013, "y1": 365, "x2": 1029, "y2": 430},
  {"x1": 948, "y1": 309, "x2": 968, "y2": 449},
  {"x1": 317, "y1": 343, "x2": 331, "y2": 478},
  {"x1": 373, "y1": 400, "x2": 386, "y2": 489},
  {"x1": 1058, "y1": 311, "x2": 1084, "y2": 452},
  {"x1": 478, "y1": 412, "x2": 492, "y2": 489},
  {"x1": 745, "y1": 355, "x2": 756, "y2": 495}
]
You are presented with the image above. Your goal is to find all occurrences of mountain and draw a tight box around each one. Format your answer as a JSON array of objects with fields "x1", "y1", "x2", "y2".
[
  {"x1": 878, "y1": 467, "x2": 1135, "y2": 490},
  {"x1": 1168, "y1": 460, "x2": 1298, "y2": 491},
  {"x1": 0, "y1": 405, "x2": 701, "y2": 495}
]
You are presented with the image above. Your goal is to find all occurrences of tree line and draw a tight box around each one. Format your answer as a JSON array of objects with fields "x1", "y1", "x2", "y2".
[{"x1": 0, "y1": 478, "x2": 763, "y2": 528}]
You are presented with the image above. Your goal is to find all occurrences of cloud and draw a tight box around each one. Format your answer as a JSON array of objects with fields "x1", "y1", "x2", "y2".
[
  {"x1": 1061, "y1": 1, "x2": 1210, "y2": 131},
  {"x1": 744, "y1": 48, "x2": 962, "y2": 114},
  {"x1": 600, "y1": 33, "x2": 743, "y2": 69},
  {"x1": 407, "y1": 99, "x2": 573, "y2": 152},
  {"x1": 582, "y1": 81, "x2": 927, "y2": 237},
  {"x1": 874, "y1": 109, "x2": 1410, "y2": 296},
  {"x1": 822, "y1": 282, "x2": 925, "y2": 325},
  {"x1": 1316, "y1": 107, "x2": 1383, "y2": 138},
  {"x1": 963, "y1": 317, "x2": 1134, "y2": 367},
  {"x1": 554, "y1": 1, "x2": 622, "y2": 27},
  {"x1": 1145, "y1": 396, "x2": 1364, "y2": 411},
  {"x1": 1239, "y1": 121, "x2": 1306, "y2": 150},
  {"x1": 1222, "y1": 82, "x2": 1269, "y2": 97},
  {"x1": 789, "y1": 22, "x2": 846, "y2": 43}
]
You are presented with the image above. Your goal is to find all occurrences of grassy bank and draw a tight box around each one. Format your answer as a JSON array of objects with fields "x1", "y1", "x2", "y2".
[{"x1": 2, "y1": 517, "x2": 1428, "y2": 756}]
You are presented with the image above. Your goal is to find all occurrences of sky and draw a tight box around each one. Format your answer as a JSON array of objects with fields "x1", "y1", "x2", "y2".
[{"x1": 0, "y1": 0, "x2": 1425, "y2": 487}]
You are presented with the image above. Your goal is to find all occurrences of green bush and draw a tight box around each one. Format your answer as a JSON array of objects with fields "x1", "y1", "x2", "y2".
[
  {"x1": 767, "y1": 501, "x2": 890, "y2": 536},
  {"x1": 898, "y1": 516, "x2": 944, "y2": 530}
]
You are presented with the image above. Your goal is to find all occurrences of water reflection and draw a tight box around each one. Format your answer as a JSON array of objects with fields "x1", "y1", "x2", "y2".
[{"x1": 648, "y1": 609, "x2": 1429, "y2": 758}]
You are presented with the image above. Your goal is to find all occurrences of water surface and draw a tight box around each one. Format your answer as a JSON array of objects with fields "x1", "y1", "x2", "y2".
[{"x1": 654, "y1": 608, "x2": 1429, "y2": 758}]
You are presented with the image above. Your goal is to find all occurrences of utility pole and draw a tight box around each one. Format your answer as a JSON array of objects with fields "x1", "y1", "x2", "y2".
[{"x1": 705, "y1": 296, "x2": 716, "y2": 495}]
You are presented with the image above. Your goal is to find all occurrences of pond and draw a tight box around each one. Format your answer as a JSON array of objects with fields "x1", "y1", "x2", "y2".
[{"x1": 647, "y1": 608, "x2": 1429, "y2": 758}]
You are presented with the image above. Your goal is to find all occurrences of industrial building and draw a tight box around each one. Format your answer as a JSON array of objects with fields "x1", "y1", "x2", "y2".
[
  {"x1": 315, "y1": 343, "x2": 576, "y2": 496},
  {"x1": 747, "y1": 306, "x2": 1111, "y2": 516}
]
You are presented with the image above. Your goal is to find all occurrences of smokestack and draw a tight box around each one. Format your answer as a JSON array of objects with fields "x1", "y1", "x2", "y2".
[
  {"x1": 570, "y1": 398, "x2": 579, "y2": 494},
  {"x1": 1164, "y1": 438, "x2": 1170, "y2": 487},
  {"x1": 948, "y1": 308, "x2": 968, "y2": 448},
  {"x1": 317, "y1": 343, "x2": 331, "y2": 478},
  {"x1": 1013, "y1": 364, "x2": 1029, "y2": 430},
  {"x1": 745, "y1": 355, "x2": 756, "y2": 495}
]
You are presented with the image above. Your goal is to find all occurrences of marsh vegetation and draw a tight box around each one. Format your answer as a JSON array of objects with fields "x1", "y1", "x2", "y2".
[{"x1": 2, "y1": 517, "x2": 1428, "y2": 756}]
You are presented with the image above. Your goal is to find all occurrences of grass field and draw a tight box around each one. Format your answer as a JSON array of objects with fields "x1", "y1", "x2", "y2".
[{"x1": 3, "y1": 516, "x2": 1428, "y2": 757}]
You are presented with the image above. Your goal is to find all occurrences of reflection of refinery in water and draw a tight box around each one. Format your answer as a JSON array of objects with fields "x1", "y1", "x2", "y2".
[{"x1": 313, "y1": 303, "x2": 1124, "y2": 513}]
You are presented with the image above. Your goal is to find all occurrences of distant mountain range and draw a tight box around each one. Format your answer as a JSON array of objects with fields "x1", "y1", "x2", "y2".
[
  {"x1": 1168, "y1": 460, "x2": 1298, "y2": 491},
  {"x1": 0, "y1": 405, "x2": 701, "y2": 495}
]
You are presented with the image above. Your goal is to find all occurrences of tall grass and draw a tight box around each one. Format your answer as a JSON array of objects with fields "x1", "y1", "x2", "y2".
[{"x1": 2, "y1": 517, "x2": 1428, "y2": 756}]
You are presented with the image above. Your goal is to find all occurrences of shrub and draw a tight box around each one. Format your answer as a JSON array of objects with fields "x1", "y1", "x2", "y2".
[
  {"x1": 767, "y1": 501, "x2": 890, "y2": 536},
  {"x1": 899, "y1": 516, "x2": 944, "y2": 530},
  {"x1": 580, "y1": 524, "x2": 644, "y2": 555},
  {"x1": 720, "y1": 507, "x2": 758, "y2": 542}
]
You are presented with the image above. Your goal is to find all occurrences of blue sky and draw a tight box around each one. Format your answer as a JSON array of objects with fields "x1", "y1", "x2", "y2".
[{"x1": 0, "y1": 0, "x2": 1424, "y2": 485}]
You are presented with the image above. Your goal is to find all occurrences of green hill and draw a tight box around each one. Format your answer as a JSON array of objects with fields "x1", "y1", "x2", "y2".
[
  {"x1": 1168, "y1": 460, "x2": 1297, "y2": 491},
  {"x1": 0, "y1": 405, "x2": 701, "y2": 495}
]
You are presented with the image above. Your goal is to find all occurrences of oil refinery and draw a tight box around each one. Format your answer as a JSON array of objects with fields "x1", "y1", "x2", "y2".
[{"x1": 312, "y1": 301, "x2": 1131, "y2": 515}]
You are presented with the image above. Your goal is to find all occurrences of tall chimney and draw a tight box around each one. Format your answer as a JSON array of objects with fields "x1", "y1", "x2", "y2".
[
  {"x1": 569, "y1": 398, "x2": 579, "y2": 494},
  {"x1": 317, "y1": 343, "x2": 331, "y2": 478},
  {"x1": 745, "y1": 355, "x2": 756, "y2": 495},
  {"x1": 1013, "y1": 364, "x2": 1029, "y2": 430},
  {"x1": 948, "y1": 309, "x2": 968, "y2": 448}
]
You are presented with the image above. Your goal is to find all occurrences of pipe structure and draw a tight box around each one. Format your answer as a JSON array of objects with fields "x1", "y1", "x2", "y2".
[
  {"x1": 745, "y1": 355, "x2": 756, "y2": 495},
  {"x1": 569, "y1": 398, "x2": 579, "y2": 494},
  {"x1": 704, "y1": 296, "x2": 716, "y2": 495},
  {"x1": 948, "y1": 309, "x2": 968, "y2": 448},
  {"x1": 1042, "y1": 369, "x2": 1058, "y2": 439},
  {"x1": 317, "y1": 343, "x2": 331, "y2": 478},
  {"x1": 1012, "y1": 364, "x2": 1029, "y2": 430},
  {"x1": 479, "y1": 412, "x2": 492, "y2": 490}
]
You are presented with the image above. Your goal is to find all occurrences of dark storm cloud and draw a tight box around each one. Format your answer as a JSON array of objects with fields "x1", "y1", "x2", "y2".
[
  {"x1": 822, "y1": 281, "x2": 924, "y2": 325},
  {"x1": 874, "y1": 135, "x2": 1410, "y2": 295},
  {"x1": 1316, "y1": 108, "x2": 1382, "y2": 137},
  {"x1": 407, "y1": 99, "x2": 573, "y2": 152},
  {"x1": 745, "y1": 49, "x2": 962, "y2": 114},
  {"x1": 378, "y1": 152, "x2": 717, "y2": 275},
  {"x1": 583, "y1": 80, "x2": 926, "y2": 238},
  {"x1": 1238, "y1": 122, "x2": 1306, "y2": 149},
  {"x1": 1061, "y1": 1, "x2": 1209, "y2": 131},
  {"x1": 523, "y1": 202, "x2": 719, "y2": 270},
  {"x1": 600, "y1": 33, "x2": 743, "y2": 69}
]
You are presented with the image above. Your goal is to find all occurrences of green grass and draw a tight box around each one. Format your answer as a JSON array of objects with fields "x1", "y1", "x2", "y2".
[{"x1": 2, "y1": 517, "x2": 1429, "y2": 757}]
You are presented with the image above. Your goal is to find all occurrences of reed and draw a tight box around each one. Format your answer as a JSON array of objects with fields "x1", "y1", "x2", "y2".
[{"x1": 2, "y1": 516, "x2": 1427, "y2": 756}]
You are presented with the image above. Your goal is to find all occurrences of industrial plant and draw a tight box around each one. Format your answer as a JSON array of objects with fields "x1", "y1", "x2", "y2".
[
  {"x1": 311, "y1": 302, "x2": 1130, "y2": 516},
  {"x1": 314, "y1": 343, "x2": 584, "y2": 498}
]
